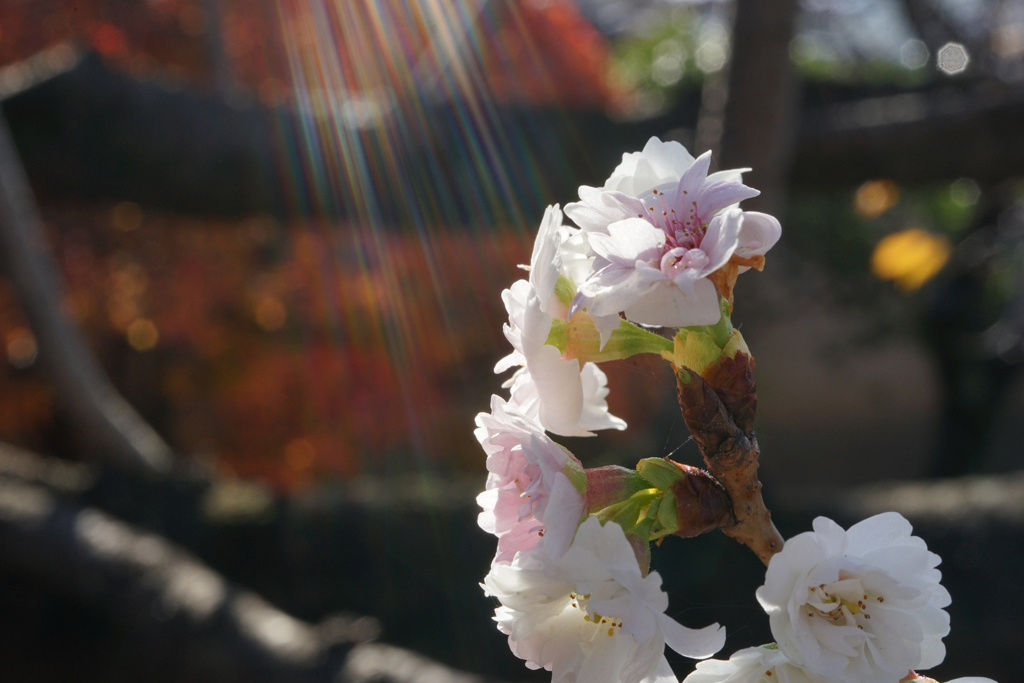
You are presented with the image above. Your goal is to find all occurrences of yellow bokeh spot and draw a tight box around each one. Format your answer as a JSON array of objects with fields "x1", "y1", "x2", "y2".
[
  {"x1": 871, "y1": 229, "x2": 951, "y2": 291},
  {"x1": 255, "y1": 297, "x2": 287, "y2": 331},
  {"x1": 854, "y1": 180, "x2": 900, "y2": 219},
  {"x1": 127, "y1": 318, "x2": 160, "y2": 351}
]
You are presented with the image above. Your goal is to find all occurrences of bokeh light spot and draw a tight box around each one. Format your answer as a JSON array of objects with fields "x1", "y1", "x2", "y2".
[
  {"x1": 950, "y1": 178, "x2": 981, "y2": 207},
  {"x1": 854, "y1": 180, "x2": 900, "y2": 219},
  {"x1": 900, "y1": 39, "x2": 929, "y2": 69},
  {"x1": 871, "y1": 229, "x2": 952, "y2": 291},
  {"x1": 937, "y1": 42, "x2": 969, "y2": 75},
  {"x1": 695, "y1": 42, "x2": 727, "y2": 73},
  {"x1": 255, "y1": 297, "x2": 287, "y2": 331},
  {"x1": 127, "y1": 318, "x2": 160, "y2": 351},
  {"x1": 111, "y1": 201, "x2": 144, "y2": 233},
  {"x1": 6, "y1": 328, "x2": 38, "y2": 368}
]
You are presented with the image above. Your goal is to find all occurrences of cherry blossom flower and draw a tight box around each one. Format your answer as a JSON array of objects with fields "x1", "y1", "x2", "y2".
[
  {"x1": 475, "y1": 395, "x2": 588, "y2": 563},
  {"x1": 495, "y1": 205, "x2": 627, "y2": 436},
  {"x1": 483, "y1": 516, "x2": 726, "y2": 683},
  {"x1": 682, "y1": 645, "x2": 827, "y2": 683},
  {"x1": 756, "y1": 513, "x2": 951, "y2": 683},
  {"x1": 563, "y1": 137, "x2": 780, "y2": 329}
]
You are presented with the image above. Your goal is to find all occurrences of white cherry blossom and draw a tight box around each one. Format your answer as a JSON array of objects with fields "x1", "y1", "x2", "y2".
[
  {"x1": 495, "y1": 278, "x2": 625, "y2": 436},
  {"x1": 483, "y1": 516, "x2": 726, "y2": 683},
  {"x1": 496, "y1": 208, "x2": 627, "y2": 436},
  {"x1": 475, "y1": 395, "x2": 587, "y2": 563},
  {"x1": 563, "y1": 137, "x2": 779, "y2": 329},
  {"x1": 756, "y1": 513, "x2": 951, "y2": 683},
  {"x1": 682, "y1": 645, "x2": 827, "y2": 683}
]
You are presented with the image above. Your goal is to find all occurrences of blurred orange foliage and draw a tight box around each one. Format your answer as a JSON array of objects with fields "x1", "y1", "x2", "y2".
[{"x1": 0, "y1": 0, "x2": 616, "y2": 110}]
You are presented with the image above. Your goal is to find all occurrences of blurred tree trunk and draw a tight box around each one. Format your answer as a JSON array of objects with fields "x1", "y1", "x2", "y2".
[
  {"x1": 719, "y1": 0, "x2": 800, "y2": 218},
  {"x1": 0, "y1": 112, "x2": 173, "y2": 475}
]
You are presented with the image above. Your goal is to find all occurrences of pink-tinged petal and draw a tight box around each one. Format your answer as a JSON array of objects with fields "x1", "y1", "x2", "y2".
[
  {"x1": 674, "y1": 150, "x2": 712, "y2": 202},
  {"x1": 540, "y1": 473, "x2": 587, "y2": 558},
  {"x1": 624, "y1": 278, "x2": 721, "y2": 328},
  {"x1": 581, "y1": 265, "x2": 652, "y2": 319},
  {"x1": 734, "y1": 211, "x2": 782, "y2": 259},
  {"x1": 565, "y1": 187, "x2": 634, "y2": 234},
  {"x1": 698, "y1": 209, "x2": 742, "y2": 275},
  {"x1": 705, "y1": 168, "x2": 750, "y2": 185},
  {"x1": 494, "y1": 517, "x2": 544, "y2": 564},
  {"x1": 693, "y1": 182, "x2": 760, "y2": 224},
  {"x1": 476, "y1": 489, "x2": 500, "y2": 534},
  {"x1": 589, "y1": 218, "x2": 666, "y2": 266}
]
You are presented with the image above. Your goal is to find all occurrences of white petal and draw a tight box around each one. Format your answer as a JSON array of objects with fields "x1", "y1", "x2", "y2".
[
  {"x1": 624, "y1": 278, "x2": 721, "y2": 328},
  {"x1": 639, "y1": 656, "x2": 677, "y2": 683},
  {"x1": 527, "y1": 345, "x2": 586, "y2": 437},
  {"x1": 530, "y1": 205, "x2": 564, "y2": 312},
  {"x1": 541, "y1": 472, "x2": 587, "y2": 558},
  {"x1": 699, "y1": 209, "x2": 742, "y2": 276},
  {"x1": 590, "y1": 218, "x2": 667, "y2": 266},
  {"x1": 734, "y1": 211, "x2": 782, "y2": 259},
  {"x1": 658, "y1": 615, "x2": 726, "y2": 659}
]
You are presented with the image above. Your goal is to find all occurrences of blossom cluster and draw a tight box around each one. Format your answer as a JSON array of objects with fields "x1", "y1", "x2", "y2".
[{"x1": 473, "y1": 138, "x2": 994, "y2": 683}]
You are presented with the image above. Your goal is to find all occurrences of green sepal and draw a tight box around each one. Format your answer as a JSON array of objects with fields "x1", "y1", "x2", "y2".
[
  {"x1": 553, "y1": 275, "x2": 576, "y2": 308},
  {"x1": 546, "y1": 319, "x2": 568, "y2": 353},
  {"x1": 655, "y1": 490, "x2": 679, "y2": 538},
  {"x1": 704, "y1": 295, "x2": 735, "y2": 349},
  {"x1": 636, "y1": 458, "x2": 685, "y2": 491},
  {"x1": 544, "y1": 314, "x2": 672, "y2": 362},
  {"x1": 595, "y1": 487, "x2": 662, "y2": 532},
  {"x1": 561, "y1": 457, "x2": 587, "y2": 495}
]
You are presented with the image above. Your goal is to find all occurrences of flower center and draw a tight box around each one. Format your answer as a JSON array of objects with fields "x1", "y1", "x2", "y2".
[
  {"x1": 570, "y1": 592, "x2": 625, "y2": 638},
  {"x1": 660, "y1": 247, "x2": 709, "y2": 278},
  {"x1": 641, "y1": 188, "x2": 706, "y2": 250},
  {"x1": 805, "y1": 576, "x2": 884, "y2": 630}
]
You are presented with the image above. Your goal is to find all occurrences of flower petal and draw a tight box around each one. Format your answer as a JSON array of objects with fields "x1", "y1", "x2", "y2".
[{"x1": 623, "y1": 278, "x2": 721, "y2": 328}]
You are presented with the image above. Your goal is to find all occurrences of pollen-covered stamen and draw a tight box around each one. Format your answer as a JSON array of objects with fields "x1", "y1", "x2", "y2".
[
  {"x1": 804, "y1": 576, "x2": 885, "y2": 630},
  {"x1": 642, "y1": 188, "x2": 706, "y2": 250}
]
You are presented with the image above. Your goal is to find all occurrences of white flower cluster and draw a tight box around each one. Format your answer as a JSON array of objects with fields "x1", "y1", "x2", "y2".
[
  {"x1": 493, "y1": 137, "x2": 779, "y2": 439},
  {"x1": 478, "y1": 137, "x2": 776, "y2": 682},
  {"x1": 474, "y1": 138, "x2": 991, "y2": 683}
]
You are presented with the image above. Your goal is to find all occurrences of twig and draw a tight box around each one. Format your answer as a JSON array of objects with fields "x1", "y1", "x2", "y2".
[
  {"x1": 675, "y1": 368, "x2": 784, "y2": 566},
  {"x1": 0, "y1": 110, "x2": 173, "y2": 475}
]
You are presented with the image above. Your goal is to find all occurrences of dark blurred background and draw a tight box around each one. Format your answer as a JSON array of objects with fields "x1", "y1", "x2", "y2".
[{"x1": 0, "y1": 0, "x2": 1020, "y2": 681}]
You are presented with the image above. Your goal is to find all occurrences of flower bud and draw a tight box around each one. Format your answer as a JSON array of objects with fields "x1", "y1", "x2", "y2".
[
  {"x1": 669, "y1": 463, "x2": 732, "y2": 538},
  {"x1": 584, "y1": 465, "x2": 648, "y2": 513}
]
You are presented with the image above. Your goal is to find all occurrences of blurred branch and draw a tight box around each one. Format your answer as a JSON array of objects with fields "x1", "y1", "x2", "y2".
[
  {"x1": 0, "y1": 110, "x2": 174, "y2": 476},
  {"x1": 0, "y1": 442, "x2": 493, "y2": 683},
  {"x1": 792, "y1": 87, "x2": 1024, "y2": 188}
]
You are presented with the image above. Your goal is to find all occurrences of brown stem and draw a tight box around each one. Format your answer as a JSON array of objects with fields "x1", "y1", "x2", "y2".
[{"x1": 675, "y1": 368, "x2": 784, "y2": 565}]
